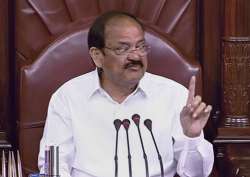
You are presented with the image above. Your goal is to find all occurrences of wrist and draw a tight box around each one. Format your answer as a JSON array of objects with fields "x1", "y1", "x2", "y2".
[{"x1": 183, "y1": 130, "x2": 201, "y2": 138}]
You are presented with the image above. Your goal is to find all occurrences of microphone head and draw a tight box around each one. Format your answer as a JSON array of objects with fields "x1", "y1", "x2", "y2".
[
  {"x1": 132, "y1": 114, "x2": 140, "y2": 126},
  {"x1": 122, "y1": 119, "x2": 130, "y2": 130},
  {"x1": 114, "y1": 119, "x2": 122, "y2": 131},
  {"x1": 144, "y1": 119, "x2": 152, "y2": 131}
]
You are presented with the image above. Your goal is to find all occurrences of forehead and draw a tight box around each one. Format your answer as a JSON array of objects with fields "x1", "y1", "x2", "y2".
[{"x1": 104, "y1": 17, "x2": 144, "y2": 43}]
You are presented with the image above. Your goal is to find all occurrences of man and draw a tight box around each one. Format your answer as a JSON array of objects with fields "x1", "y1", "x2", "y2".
[{"x1": 38, "y1": 11, "x2": 214, "y2": 177}]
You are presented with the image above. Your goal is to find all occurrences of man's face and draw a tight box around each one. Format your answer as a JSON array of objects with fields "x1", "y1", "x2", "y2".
[{"x1": 100, "y1": 18, "x2": 148, "y2": 87}]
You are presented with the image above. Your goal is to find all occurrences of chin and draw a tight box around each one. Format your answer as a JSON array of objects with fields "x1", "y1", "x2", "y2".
[
  {"x1": 127, "y1": 74, "x2": 144, "y2": 85},
  {"x1": 123, "y1": 68, "x2": 145, "y2": 83}
]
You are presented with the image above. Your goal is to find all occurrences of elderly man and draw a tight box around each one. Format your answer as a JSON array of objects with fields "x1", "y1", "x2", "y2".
[{"x1": 38, "y1": 11, "x2": 214, "y2": 177}]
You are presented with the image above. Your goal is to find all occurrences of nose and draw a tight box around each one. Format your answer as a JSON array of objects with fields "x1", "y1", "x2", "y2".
[{"x1": 127, "y1": 49, "x2": 143, "y2": 60}]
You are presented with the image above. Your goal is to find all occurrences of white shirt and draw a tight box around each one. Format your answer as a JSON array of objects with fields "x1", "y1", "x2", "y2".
[{"x1": 38, "y1": 69, "x2": 214, "y2": 177}]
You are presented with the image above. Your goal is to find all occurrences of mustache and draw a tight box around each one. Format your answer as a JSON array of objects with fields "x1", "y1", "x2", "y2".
[{"x1": 124, "y1": 60, "x2": 143, "y2": 69}]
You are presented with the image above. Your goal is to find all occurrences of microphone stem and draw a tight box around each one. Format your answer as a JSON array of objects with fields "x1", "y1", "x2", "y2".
[
  {"x1": 114, "y1": 130, "x2": 119, "y2": 177},
  {"x1": 150, "y1": 131, "x2": 164, "y2": 177},
  {"x1": 136, "y1": 126, "x2": 149, "y2": 177},
  {"x1": 125, "y1": 129, "x2": 133, "y2": 177}
]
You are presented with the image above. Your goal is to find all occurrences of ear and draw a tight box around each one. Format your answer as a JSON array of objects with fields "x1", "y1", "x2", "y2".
[{"x1": 89, "y1": 47, "x2": 104, "y2": 68}]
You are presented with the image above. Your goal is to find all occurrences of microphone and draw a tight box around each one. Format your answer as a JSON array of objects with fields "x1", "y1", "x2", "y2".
[
  {"x1": 122, "y1": 119, "x2": 133, "y2": 177},
  {"x1": 144, "y1": 119, "x2": 164, "y2": 177},
  {"x1": 132, "y1": 114, "x2": 149, "y2": 177},
  {"x1": 114, "y1": 119, "x2": 122, "y2": 177}
]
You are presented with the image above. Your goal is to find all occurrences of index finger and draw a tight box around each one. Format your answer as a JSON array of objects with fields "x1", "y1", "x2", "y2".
[{"x1": 186, "y1": 76, "x2": 196, "y2": 105}]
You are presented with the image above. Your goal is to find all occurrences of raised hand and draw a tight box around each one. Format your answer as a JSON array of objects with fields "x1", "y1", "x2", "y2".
[{"x1": 180, "y1": 76, "x2": 212, "y2": 137}]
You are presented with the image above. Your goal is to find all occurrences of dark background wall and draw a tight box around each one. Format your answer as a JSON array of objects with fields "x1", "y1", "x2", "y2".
[{"x1": 0, "y1": 0, "x2": 14, "y2": 150}]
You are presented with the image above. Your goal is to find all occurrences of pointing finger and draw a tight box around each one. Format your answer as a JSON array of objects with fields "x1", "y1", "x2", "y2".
[{"x1": 186, "y1": 76, "x2": 196, "y2": 105}]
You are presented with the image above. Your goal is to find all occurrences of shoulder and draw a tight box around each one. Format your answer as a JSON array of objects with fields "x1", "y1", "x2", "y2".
[
  {"x1": 143, "y1": 72, "x2": 188, "y2": 110},
  {"x1": 52, "y1": 70, "x2": 96, "y2": 99},
  {"x1": 143, "y1": 72, "x2": 188, "y2": 94}
]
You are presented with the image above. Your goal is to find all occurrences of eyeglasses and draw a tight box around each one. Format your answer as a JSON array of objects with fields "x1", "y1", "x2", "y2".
[{"x1": 104, "y1": 43, "x2": 151, "y2": 56}]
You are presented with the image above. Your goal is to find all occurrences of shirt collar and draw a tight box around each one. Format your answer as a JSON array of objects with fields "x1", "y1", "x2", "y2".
[
  {"x1": 87, "y1": 69, "x2": 151, "y2": 99},
  {"x1": 137, "y1": 72, "x2": 151, "y2": 98},
  {"x1": 87, "y1": 68, "x2": 103, "y2": 99}
]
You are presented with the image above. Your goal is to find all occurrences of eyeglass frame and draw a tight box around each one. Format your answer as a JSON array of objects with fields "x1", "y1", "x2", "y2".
[{"x1": 103, "y1": 43, "x2": 151, "y2": 56}]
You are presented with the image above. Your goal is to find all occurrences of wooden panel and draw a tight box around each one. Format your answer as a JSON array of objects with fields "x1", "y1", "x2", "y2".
[
  {"x1": 213, "y1": 0, "x2": 250, "y2": 176},
  {"x1": 0, "y1": 132, "x2": 12, "y2": 149},
  {"x1": 221, "y1": 0, "x2": 250, "y2": 128},
  {"x1": 220, "y1": 0, "x2": 250, "y2": 128},
  {"x1": 202, "y1": 0, "x2": 222, "y2": 141},
  {"x1": 224, "y1": 0, "x2": 250, "y2": 37},
  {"x1": 0, "y1": 0, "x2": 8, "y2": 132},
  {"x1": 215, "y1": 143, "x2": 250, "y2": 177},
  {"x1": 222, "y1": 37, "x2": 250, "y2": 127},
  {"x1": 0, "y1": 0, "x2": 12, "y2": 149}
]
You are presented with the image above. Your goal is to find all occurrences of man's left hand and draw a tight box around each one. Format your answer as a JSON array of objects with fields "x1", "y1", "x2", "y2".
[{"x1": 180, "y1": 76, "x2": 212, "y2": 138}]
